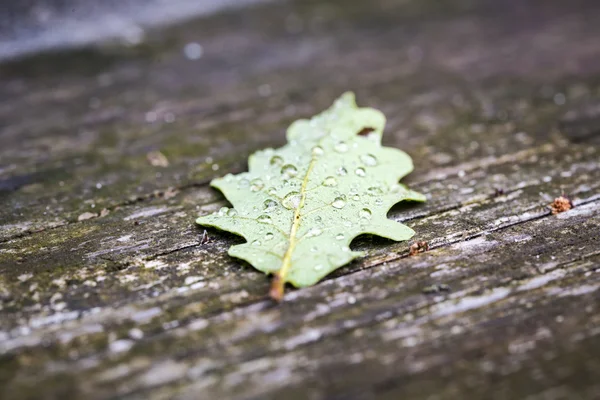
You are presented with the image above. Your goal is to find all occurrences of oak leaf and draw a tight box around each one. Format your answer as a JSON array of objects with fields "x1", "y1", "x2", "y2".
[{"x1": 197, "y1": 93, "x2": 425, "y2": 300}]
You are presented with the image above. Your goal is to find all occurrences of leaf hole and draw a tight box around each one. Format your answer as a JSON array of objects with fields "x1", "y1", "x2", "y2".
[{"x1": 357, "y1": 127, "x2": 375, "y2": 136}]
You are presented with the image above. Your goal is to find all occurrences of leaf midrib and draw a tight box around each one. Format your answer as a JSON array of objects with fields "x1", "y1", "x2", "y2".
[{"x1": 277, "y1": 155, "x2": 317, "y2": 284}]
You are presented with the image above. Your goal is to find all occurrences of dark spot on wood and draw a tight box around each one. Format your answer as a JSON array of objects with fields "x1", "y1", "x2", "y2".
[
  {"x1": 422, "y1": 283, "x2": 451, "y2": 294},
  {"x1": 0, "y1": 174, "x2": 36, "y2": 193},
  {"x1": 493, "y1": 188, "x2": 505, "y2": 197}
]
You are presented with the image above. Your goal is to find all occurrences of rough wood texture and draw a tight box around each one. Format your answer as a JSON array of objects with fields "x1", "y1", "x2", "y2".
[{"x1": 1, "y1": 0, "x2": 600, "y2": 399}]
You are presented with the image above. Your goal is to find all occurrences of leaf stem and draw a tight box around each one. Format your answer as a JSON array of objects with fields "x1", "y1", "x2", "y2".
[{"x1": 269, "y1": 156, "x2": 317, "y2": 301}]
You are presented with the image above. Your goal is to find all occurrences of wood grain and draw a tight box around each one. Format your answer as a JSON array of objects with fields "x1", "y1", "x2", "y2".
[{"x1": 1, "y1": 0, "x2": 600, "y2": 399}]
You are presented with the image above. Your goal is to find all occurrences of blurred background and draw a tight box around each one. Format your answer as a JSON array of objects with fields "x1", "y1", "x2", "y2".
[{"x1": 0, "y1": 0, "x2": 269, "y2": 60}]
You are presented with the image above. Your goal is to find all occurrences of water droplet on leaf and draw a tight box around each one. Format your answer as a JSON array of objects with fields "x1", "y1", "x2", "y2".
[
  {"x1": 367, "y1": 186, "x2": 383, "y2": 195},
  {"x1": 323, "y1": 176, "x2": 337, "y2": 187},
  {"x1": 359, "y1": 208, "x2": 372, "y2": 219},
  {"x1": 337, "y1": 167, "x2": 348, "y2": 176},
  {"x1": 258, "y1": 215, "x2": 272, "y2": 223},
  {"x1": 306, "y1": 227, "x2": 322, "y2": 237},
  {"x1": 360, "y1": 154, "x2": 378, "y2": 166},
  {"x1": 218, "y1": 207, "x2": 229, "y2": 216},
  {"x1": 250, "y1": 178, "x2": 264, "y2": 192},
  {"x1": 281, "y1": 164, "x2": 298, "y2": 178},
  {"x1": 332, "y1": 196, "x2": 346, "y2": 209},
  {"x1": 334, "y1": 142, "x2": 349, "y2": 153},
  {"x1": 265, "y1": 232, "x2": 274, "y2": 241},
  {"x1": 355, "y1": 167, "x2": 366, "y2": 177},
  {"x1": 282, "y1": 191, "x2": 302, "y2": 209},
  {"x1": 336, "y1": 233, "x2": 345, "y2": 240},
  {"x1": 312, "y1": 146, "x2": 324, "y2": 156},
  {"x1": 227, "y1": 209, "x2": 238, "y2": 217},
  {"x1": 263, "y1": 199, "x2": 277, "y2": 212},
  {"x1": 270, "y1": 155, "x2": 284, "y2": 166}
]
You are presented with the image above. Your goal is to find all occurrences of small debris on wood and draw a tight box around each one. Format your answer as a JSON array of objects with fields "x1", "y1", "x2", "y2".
[
  {"x1": 200, "y1": 230, "x2": 210, "y2": 245},
  {"x1": 151, "y1": 187, "x2": 179, "y2": 200},
  {"x1": 163, "y1": 187, "x2": 179, "y2": 199},
  {"x1": 493, "y1": 188, "x2": 505, "y2": 197},
  {"x1": 147, "y1": 151, "x2": 169, "y2": 167},
  {"x1": 99, "y1": 208, "x2": 110, "y2": 217},
  {"x1": 550, "y1": 195, "x2": 573, "y2": 214},
  {"x1": 77, "y1": 212, "x2": 98, "y2": 221},
  {"x1": 422, "y1": 283, "x2": 450, "y2": 294},
  {"x1": 409, "y1": 241, "x2": 429, "y2": 256}
]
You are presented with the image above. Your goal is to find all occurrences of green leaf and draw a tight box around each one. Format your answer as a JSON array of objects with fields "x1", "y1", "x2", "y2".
[{"x1": 197, "y1": 92, "x2": 425, "y2": 300}]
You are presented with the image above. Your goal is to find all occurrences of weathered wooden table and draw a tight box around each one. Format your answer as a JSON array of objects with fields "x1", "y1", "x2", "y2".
[{"x1": 1, "y1": 0, "x2": 600, "y2": 399}]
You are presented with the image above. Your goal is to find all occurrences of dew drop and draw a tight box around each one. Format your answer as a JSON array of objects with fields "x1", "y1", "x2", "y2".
[
  {"x1": 258, "y1": 215, "x2": 272, "y2": 223},
  {"x1": 281, "y1": 164, "x2": 298, "y2": 178},
  {"x1": 375, "y1": 198, "x2": 383, "y2": 206},
  {"x1": 227, "y1": 209, "x2": 238, "y2": 217},
  {"x1": 310, "y1": 246, "x2": 318, "y2": 252},
  {"x1": 250, "y1": 178, "x2": 264, "y2": 192},
  {"x1": 218, "y1": 207, "x2": 230, "y2": 216},
  {"x1": 238, "y1": 178, "x2": 250, "y2": 188},
  {"x1": 334, "y1": 142, "x2": 349, "y2": 153},
  {"x1": 314, "y1": 264, "x2": 324, "y2": 271},
  {"x1": 367, "y1": 186, "x2": 383, "y2": 195},
  {"x1": 282, "y1": 191, "x2": 302, "y2": 209},
  {"x1": 270, "y1": 155, "x2": 284, "y2": 166},
  {"x1": 312, "y1": 146, "x2": 324, "y2": 156},
  {"x1": 332, "y1": 196, "x2": 346, "y2": 209},
  {"x1": 337, "y1": 167, "x2": 348, "y2": 176},
  {"x1": 360, "y1": 154, "x2": 378, "y2": 166},
  {"x1": 252, "y1": 240, "x2": 261, "y2": 246},
  {"x1": 336, "y1": 233, "x2": 345, "y2": 240},
  {"x1": 306, "y1": 227, "x2": 323, "y2": 237},
  {"x1": 355, "y1": 167, "x2": 366, "y2": 177},
  {"x1": 352, "y1": 194, "x2": 360, "y2": 201},
  {"x1": 314, "y1": 216, "x2": 323, "y2": 223},
  {"x1": 263, "y1": 199, "x2": 278, "y2": 212},
  {"x1": 359, "y1": 208, "x2": 372, "y2": 220},
  {"x1": 323, "y1": 176, "x2": 337, "y2": 187},
  {"x1": 265, "y1": 232, "x2": 274, "y2": 241}
]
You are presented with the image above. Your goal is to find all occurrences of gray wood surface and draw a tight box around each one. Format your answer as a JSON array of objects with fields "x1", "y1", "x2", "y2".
[{"x1": 1, "y1": 0, "x2": 600, "y2": 399}]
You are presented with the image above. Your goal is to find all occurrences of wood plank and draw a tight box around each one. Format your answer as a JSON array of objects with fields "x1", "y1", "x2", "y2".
[
  {"x1": 0, "y1": 143, "x2": 597, "y2": 332},
  {"x1": 1, "y1": 0, "x2": 600, "y2": 399},
  {"x1": 2, "y1": 200, "x2": 599, "y2": 399},
  {"x1": 2, "y1": 0, "x2": 600, "y2": 239}
]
